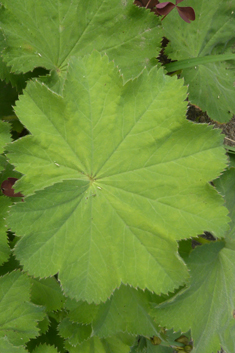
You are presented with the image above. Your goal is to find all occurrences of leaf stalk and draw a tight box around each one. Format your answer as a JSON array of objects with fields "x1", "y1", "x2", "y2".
[{"x1": 164, "y1": 53, "x2": 235, "y2": 72}]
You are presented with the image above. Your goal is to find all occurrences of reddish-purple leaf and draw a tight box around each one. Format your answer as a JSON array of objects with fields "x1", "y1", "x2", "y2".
[
  {"x1": 156, "y1": 0, "x2": 195, "y2": 23},
  {"x1": 156, "y1": 2, "x2": 175, "y2": 16},
  {"x1": 1, "y1": 178, "x2": 23, "y2": 198},
  {"x1": 134, "y1": 0, "x2": 159, "y2": 11},
  {"x1": 156, "y1": 1, "x2": 173, "y2": 7},
  {"x1": 177, "y1": 6, "x2": 195, "y2": 23}
]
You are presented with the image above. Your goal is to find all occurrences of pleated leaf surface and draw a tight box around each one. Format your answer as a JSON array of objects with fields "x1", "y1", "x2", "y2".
[{"x1": 7, "y1": 52, "x2": 228, "y2": 303}]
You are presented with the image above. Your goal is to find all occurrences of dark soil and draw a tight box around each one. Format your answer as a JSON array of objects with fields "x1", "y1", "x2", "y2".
[{"x1": 187, "y1": 104, "x2": 235, "y2": 148}]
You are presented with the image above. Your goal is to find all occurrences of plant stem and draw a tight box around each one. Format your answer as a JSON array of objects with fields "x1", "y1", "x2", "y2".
[{"x1": 164, "y1": 53, "x2": 235, "y2": 72}]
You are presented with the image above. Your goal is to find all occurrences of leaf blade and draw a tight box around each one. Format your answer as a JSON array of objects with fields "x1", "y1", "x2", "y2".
[
  {"x1": 162, "y1": 0, "x2": 235, "y2": 122},
  {"x1": 7, "y1": 52, "x2": 229, "y2": 303},
  {"x1": 151, "y1": 241, "x2": 235, "y2": 353},
  {"x1": 0, "y1": 0, "x2": 162, "y2": 84},
  {"x1": 0, "y1": 271, "x2": 45, "y2": 346}
]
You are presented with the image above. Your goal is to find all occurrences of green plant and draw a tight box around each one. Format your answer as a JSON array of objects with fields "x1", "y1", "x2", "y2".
[{"x1": 0, "y1": 1, "x2": 235, "y2": 352}]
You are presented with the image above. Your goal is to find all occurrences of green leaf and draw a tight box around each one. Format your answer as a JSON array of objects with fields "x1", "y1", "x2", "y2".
[
  {"x1": 0, "y1": 154, "x2": 22, "y2": 181},
  {"x1": 0, "y1": 196, "x2": 11, "y2": 265},
  {"x1": 0, "y1": 80, "x2": 18, "y2": 118},
  {"x1": 37, "y1": 315, "x2": 50, "y2": 335},
  {"x1": 213, "y1": 167, "x2": 235, "y2": 351},
  {"x1": 0, "y1": 32, "x2": 27, "y2": 90},
  {"x1": 177, "y1": 239, "x2": 193, "y2": 261},
  {"x1": 130, "y1": 336, "x2": 147, "y2": 353},
  {"x1": 32, "y1": 344, "x2": 59, "y2": 353},
  {"x1": 0, "y1": 154, "x2": 22, "y2": 266},
  {"x1": 26, "y1": 317, "x2": 66, "y2": 353},
  {"x1": 65, "y1": 333, "x2": 135, "y2": 353},
  {"x1": 7, "y1": 52, "x2": 228, "y2": 303},
  {"x1": 0, "y1": 252, "x2": 21, "y2": 276},
  {"x1": 151, "y1": 241, "x2": 235, "y2": 353},
  {"x1": 30, "y1": 277, "x2": 65, "y2": 312},
  {"x1": 0, "y1": 120, "x2": 11, "y2": 153},
  {"x1": 65, "y1": 299, "x2": 98, "y2": 325},
  {"x1": 214, "y1": 167, "x2": 235, "y2": 238},
  {"x1": 65, "y1": 285, "x2": 161, "y2": 338},
  {"x1": 59, "y1": 318, "x2": 92, "y2": 346},
  {"x1": 0, "y1": 337, "x2": 28, "y2": 352},
  {"x1": 0, "y1": 0, "x2": 162, "y2": 87},
  {"x1": 165, "y1": 53, "x2": 235, "y2": 72},
  {"x1": 229, "y1": 154, "x2": 235, "y2": 168},
  {"x1": 0, "y1": 155, "x2": 5, "y2": 172},
  {"x1": 219, "y1": 320, "x2": 235, "y2": 353},
  {"x1": 162, "y1": 0, "x2": 235, "y2": 122},
  {"x1": 93, "y1": 285, "x2": 161, "y2": 337},
  {"x1": 146, "y1": 341, "x2": 173, "y2": 353},
  {"x1": 0, "y1": 271, "x2": 45, "y2": 346}
]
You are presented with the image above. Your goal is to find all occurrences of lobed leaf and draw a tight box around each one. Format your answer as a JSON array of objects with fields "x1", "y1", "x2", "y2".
[
  {"x1": 0, "y1": 271, "x2": 45, "y2": 346},
  {"x1": 214, "y1": 166, "x2": 235, "y2": 240},
  {"x1": 7, "y1": 52, "x2": 229, "y2": 303},
  {"x1": 32, "y1": 343, "x2": 59, "y2": 353},
  {"x1": 0, "y1": 155, "x2": 23, "y2": 266},
  {"x1": 65, "y1": 285, "x2": 162, "y2": 338},
  {"x1": 219, "y1": 320, "x2": 235, "y2": 353},
  {"x1": 0, "y1": 0, "x2": 162, "y2": 89},
  {"x1": 0, "y1": 120, "x2": 11, "y2": 154},
  {"x1": 65, "y1": 333, "x2": 135, "y2": 353},
  {"x1": 26, "y1": 316, "x2": 66, "y2": 353},
  {"x1": 58, "y1": 318, "x2": 92, "y2": 346},
  {"x1": 0, "y1": 32, "x2": 26, "y2": 90},
  {"x1": 145, "y1": 341, "x2": 173, "y2": 353},
  {"x1": 65, "y1": 298, "x2": 98, "y2": 325},
  {"x1": 0, "y1": 253, "x2": 21, "y2": 276},
  {"x1": 214, "y1": 166, "x2": 235, "y2": 351},
  {"x1": 0, "y1": 337, "x2": 28, "y2": 352},
  {"x1": 30, "y1": 277, "x2": 65, "y2": 312},
  {"x1": 37, "y1": 315, "x2": 50, "y2": 335},
  {"x1": 150, "y1": 241, "x2": 235, "y2": 353},
  {"x1": 91, "y1": 285, "x2": 161, "y2": 338},
  {"x1": 0, "y1": 196, "x2": 11, "y2": 265},
  {"x1": 162, "y1": 0, "x2": 235, "y2": 122}
]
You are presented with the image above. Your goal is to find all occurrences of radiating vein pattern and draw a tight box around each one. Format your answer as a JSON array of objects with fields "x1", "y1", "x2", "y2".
[{"x1": 7, "y1": 52, "x2": 229, "y2": 303}]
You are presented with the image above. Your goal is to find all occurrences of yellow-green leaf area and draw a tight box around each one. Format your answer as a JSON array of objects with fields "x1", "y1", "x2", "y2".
[{"x1": 7, "y1": 52, "x2": 228, "y2": 303}]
